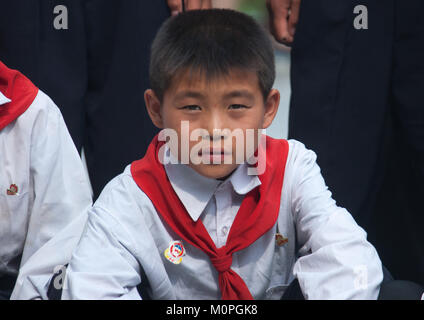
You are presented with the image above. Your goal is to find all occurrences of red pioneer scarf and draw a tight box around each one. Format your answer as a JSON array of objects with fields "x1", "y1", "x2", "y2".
[
  {"x1": 131, "y1": 134, "x2": 289, "y2": 299},
  {"x1": 0, "y1": 61, "x2": 38, "y2": 131}
]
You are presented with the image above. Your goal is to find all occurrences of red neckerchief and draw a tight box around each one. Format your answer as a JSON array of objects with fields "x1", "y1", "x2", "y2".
[
  {"x1": 131, "y1": 134, "x2": 289, "y2": 299},
  {"x1": 0, "y1": 61, "x2": 38, "y2": 131}
]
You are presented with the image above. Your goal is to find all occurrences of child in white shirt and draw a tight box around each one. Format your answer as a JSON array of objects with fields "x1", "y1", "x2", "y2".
[
  {"x1": 0, "y1": 61, "x2": 92, "y2": 299},
  {"x1": 60, "y1": 9, "x2": 385, "y2": 300}
]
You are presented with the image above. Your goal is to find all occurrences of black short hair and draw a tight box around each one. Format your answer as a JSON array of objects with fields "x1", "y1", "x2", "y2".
[{"x1": 149, "y1": 9, "x2": 275, "y2": 101}]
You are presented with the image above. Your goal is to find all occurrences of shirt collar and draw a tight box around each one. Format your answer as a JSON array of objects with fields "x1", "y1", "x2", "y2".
[
  {"x1": 0, "y1": 91, "x2": 11, "y2": 106},
  {"x1": 163, "y1": 144, "x2": 261, "y2": 222}
]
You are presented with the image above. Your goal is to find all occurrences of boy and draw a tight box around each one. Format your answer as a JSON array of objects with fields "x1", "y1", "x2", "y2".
[
  {"x1": 0, "y1": 61, "x2": 92, "y2": 299},
  {"x1": 62, "y1": 9, "x2": 383, "y2": 299}
]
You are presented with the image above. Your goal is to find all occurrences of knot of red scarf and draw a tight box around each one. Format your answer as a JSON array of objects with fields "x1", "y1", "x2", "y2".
[
  {"x1": 211, "y1": 251, "x2": 232, "y2": 273},
  {"x1": 131, "y1": 133, "x2": 289, "y2": 299}
]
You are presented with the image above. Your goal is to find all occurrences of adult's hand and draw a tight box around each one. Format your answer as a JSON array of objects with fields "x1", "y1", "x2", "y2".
[
  {"x1": 266, "y1": 0, "x2": 301, "y2": 45},
  {"x1": 167, "y1": 0, "x2": 212, "y2": 16}
]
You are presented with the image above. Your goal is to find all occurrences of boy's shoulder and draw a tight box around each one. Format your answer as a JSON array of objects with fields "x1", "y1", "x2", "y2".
[
  {"x1": 267, "y1": 137, "x2": 318, "y2": 167},
  {"x1": 286, "y1": 138, "x2": 317, "y2": 158},
  {"x1": 0, "y1": 61, "x2": 62, "y2": 130},
  {"x1": 93, "y1": 165, "x2": 151, "y2": 216},
  {"x1": 18, "y1": 89, "x2": 62, "y2": 125},
  {"x1": 89, "y1": 165, "x2": 167, "y2": 242},
  {"x1": 269, "y1": 138, "x2": 320, "y2": 190},
  {"x1": 96, "y1": 165, "x2": 136, "y2": 200}
]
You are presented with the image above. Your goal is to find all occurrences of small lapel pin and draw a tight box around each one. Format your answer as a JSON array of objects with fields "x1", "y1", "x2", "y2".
[
  {"x1": 7, "y1": 184, "x2": 19, "y2": 196},
  {"x1": 275, "y1": 233, "x2": 288, "y2": 246},
  {"x1": 164, "y1": 240, "x2": 186, "y2": 264}
]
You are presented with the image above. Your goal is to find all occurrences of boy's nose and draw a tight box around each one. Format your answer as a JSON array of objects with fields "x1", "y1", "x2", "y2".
[
  {"x1": 205, "y1": 113, "x2": 225, "y2": 133},
  {"x1": 204, "y1": 115, "x2": 227, "y2": 141}
]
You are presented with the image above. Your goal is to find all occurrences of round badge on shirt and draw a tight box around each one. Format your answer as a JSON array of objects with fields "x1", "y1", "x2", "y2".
[{"x1": 164, "y1": 240, "x2": 186, "y2": 264}]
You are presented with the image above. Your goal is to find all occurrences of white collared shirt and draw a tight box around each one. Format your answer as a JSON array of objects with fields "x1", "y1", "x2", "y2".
[
  {"x1": 59, "y1": 139, "x2": 383, "y2": 300},
  {"x1": 0, "y1": 89, "x2": 92, "y2": 278}
]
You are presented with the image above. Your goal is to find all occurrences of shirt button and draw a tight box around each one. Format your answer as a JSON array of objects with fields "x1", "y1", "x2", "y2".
[{"x1": 222, "y1": 226, "x2": 228, "y2": 236}]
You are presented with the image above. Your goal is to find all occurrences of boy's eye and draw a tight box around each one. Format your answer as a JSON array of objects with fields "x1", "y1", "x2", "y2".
[
  {"x1": 229, "y1": 104, "x2": 249, "y2": 110},
  {"x1": 180, "y1": 105, "x2": 201, "y2": 111}
]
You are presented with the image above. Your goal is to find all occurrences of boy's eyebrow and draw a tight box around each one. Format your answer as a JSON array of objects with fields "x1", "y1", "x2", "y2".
[
  {"x1": 223, "y1": 90, "x2": 255, "y2": 101},
  {"x1": 174, "y1": 91, "x2": 206, "y2": 100},
  {"x1": 173, "y1": 90, "x2": 255, "y2": 101}
]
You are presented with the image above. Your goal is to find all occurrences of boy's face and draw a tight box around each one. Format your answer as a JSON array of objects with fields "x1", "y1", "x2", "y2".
[{"x1": 145, "y1": 68, "x2": 279, "y2": 179}]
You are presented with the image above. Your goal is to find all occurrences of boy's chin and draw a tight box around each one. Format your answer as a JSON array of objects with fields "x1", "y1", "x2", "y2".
[{"x1": 190, "y1": 163, "x2": 239, "y2": 180}]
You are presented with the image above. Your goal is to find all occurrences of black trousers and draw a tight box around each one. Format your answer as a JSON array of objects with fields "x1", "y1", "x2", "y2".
[
  {"x1": 0, "y1": 275, "x2": 16, "y2": 300},
  {"x1": 0, "y1": 0, "x2": 169, "y2": 198},
  {"x1": 289, "y1": 0, "x2": 424, "y2": 285},
  {"x1": 281, "y1": 279, "x2": 424, "y2": 300}
]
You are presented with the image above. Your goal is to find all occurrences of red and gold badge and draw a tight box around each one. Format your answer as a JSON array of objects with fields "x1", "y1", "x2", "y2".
[
  {"x1": 164, "y1": 240, "x2": 186, "y2": 264},
  {"x1": 7, "y1": 184, "x2": 18, "y2": 195},
  {"x1": 275, "y1": 233, "x2": 288, "y2": 246}
]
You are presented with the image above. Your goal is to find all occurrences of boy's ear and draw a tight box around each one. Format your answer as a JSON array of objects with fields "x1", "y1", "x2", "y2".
[
  {"x1": 144, "y1": 89, "x2": 164, "y2": 129},
  {"x1": 262, "y1": 89, "x2": 280, "y2": 129}
]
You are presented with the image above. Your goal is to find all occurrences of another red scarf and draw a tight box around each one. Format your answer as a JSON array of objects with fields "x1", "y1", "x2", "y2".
[
  {"x1": 131, "y1": 134, "x2": 289, "y2": 299},
  {"x1": 0, "y1": 61, "x2": 38, "y2": 131}
]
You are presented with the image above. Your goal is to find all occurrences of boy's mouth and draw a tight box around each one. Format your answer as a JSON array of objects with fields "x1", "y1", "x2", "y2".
[{"x1": 198, "y1": 148, "x2": 232, "y2": 163}]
